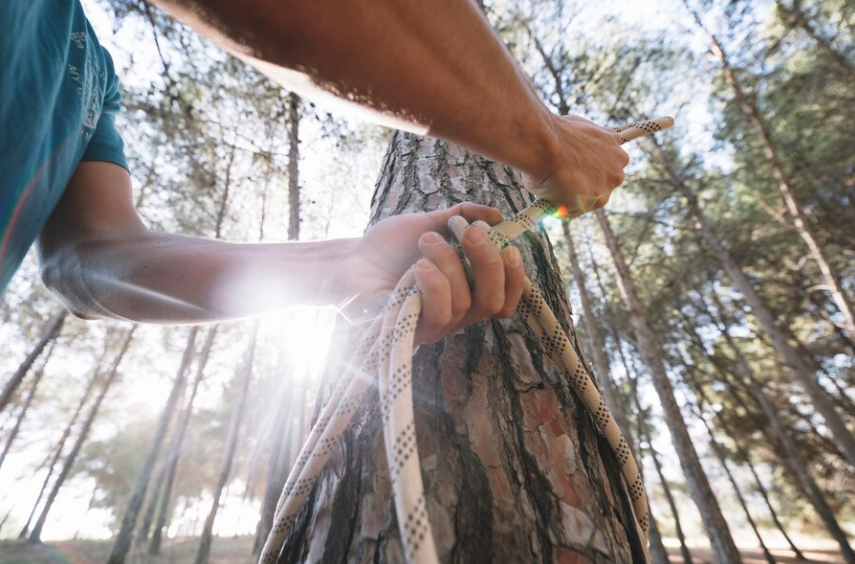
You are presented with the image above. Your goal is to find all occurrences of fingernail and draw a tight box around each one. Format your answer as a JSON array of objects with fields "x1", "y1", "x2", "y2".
[
  {"x1": 505, "y1": 246, "x2": 521, "y2": 267},
  {"x1": 467, "y1": 228, "x2": 486, "y2": 245},
  {"x1": 421, "y1": 232, "x2": 443, "y2": 246}
]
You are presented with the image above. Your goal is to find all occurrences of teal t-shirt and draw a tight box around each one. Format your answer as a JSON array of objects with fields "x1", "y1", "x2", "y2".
[{"x1": 0, "y1": 0, "x2": 129, "y2": 296}]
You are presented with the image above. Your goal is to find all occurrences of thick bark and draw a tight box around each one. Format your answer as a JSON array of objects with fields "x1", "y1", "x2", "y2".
[
  {"x1": 686, "y1": 3, "x2": 855, "y2": 342},
  {"x1": 287, "y1": 92, "x2": 301, "y2": 241},
  {"x1": 702, "y1": 295, "x2": 855, "y2": 562},
  {"x1": 149, "y1": 326, "x2": 218, "y2": 555},
  {"x1": 0, "y1": 342, "x2": 54, "y2": 472},
  {"x1": 0, "y1": 310, "x2": 66, "y2": 413},
  {"x1": 562, "y1": 220, "x2": 669, "y2": 564},
  {"x1": 650, "y1": 141, "x2": 855, "y2": 470},
  {"x1": 595, "y1": 208, "x2": 742, "y2": 564},
  {"x1": 280, "y1": 133, "x2": 647, "y2": 563},
  {"x1": 195, "y1": 331, "x2": 256, "y2": 564},
  {"x1": 29, "y1": 328, "x2": 136, "y2": 542},
  {"x1": 108, "y1": 326, "x2": 198, "y2": 564}
]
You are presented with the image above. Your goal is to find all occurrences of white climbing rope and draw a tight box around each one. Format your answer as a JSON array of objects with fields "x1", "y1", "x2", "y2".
[{"x1": 259, "y1": 117, "x2": 675, "y2": 564}]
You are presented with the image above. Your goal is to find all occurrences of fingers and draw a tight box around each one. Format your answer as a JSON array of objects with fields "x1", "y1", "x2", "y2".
[
  {"x1": 413, "y1": 259, "x2": 453, "y2": 344},
  {"x1": 415, "y1": 232, "x2": 470, "y2": 344},
  {"x1": 413, "y1": 227, "x2": 525, "y2": 344},
  {"x1": 426, "y1": 203, "x2": 503, "y2": 233}
]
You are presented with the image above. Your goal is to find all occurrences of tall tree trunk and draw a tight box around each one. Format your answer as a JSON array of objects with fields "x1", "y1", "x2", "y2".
[
  {"x1": 621, "y1": 349, "x2": 695, "y2": 564},
  {"x1": 594, "y1": 208, "x2": 742, "y2": 564},
  {"x1": 280, "y1": 132, "x2": 648, "y2": 563},
  {"x1": 137, "y1": 463, "x2": 167, "y2": 544},
  {"x1": 562, "y1": 220, "x2": 669, "y2": 564},
  {"x1": 703, "y1": 293, "x2": 855, "y2": 562},
  {"x1": 195, "y1": 331, "x2": 256, "y2": 564},
  {"x1": 287, "y1": 92, "x2": 301, "y2": 241},
  {"x1": 714, "y1": 411, "x2": 806, "y2": 560},
  {"x1": 0, "y1": 342, "x2": 54, "y2": 472},
  {"x1": 29, "y1": 327, "x2": 136, "y2": 542},
  {"x1": 0, "y1": 310, "x2": 66, "y2": 413},
  {"x1": 685, "y1": 3, "x2": 855, "y2": 341},
  {"x1": 254, "y1": 363, "x2": 299, "y2": 555},
  {"x1": 19, "y1": 344, "x2": 109, "y2": 539},
  {"x1": 686, "y1": 376, "x2": 776, "y2": 564},
  {"x1": 650, "y1": 140, "x2": 855, "y2": 470},
  {"x1": 149, "y1": 326, "x2": 218, "y2": 555},
  {"x1": 256, "y1": 91, "x2": 302, "y2": 553},
  {"x1": 108, "y1": 326, "x2": 198, "y2": 564}
]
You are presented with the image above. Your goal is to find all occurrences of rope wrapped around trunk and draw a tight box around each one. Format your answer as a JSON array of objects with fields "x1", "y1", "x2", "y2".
[{"x1": 259, "y1": 116, "x2": 675, "y2": 564}]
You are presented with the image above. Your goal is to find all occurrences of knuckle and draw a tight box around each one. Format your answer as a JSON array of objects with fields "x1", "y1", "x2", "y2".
[
  {"x1": 478, "y1": 294, "x2": 505, "y2": 316},
  {"x1": 452, "y1": 293, "x2": 472, "y2": 317}
]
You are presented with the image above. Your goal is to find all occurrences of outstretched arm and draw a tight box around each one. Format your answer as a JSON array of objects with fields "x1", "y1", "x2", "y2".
[
  {"x1": 39, "y1": 162, "x2": 522, "y2": 342},
  {"x1": 149, "y1": 0, "x2": 628, "y2": 214}
]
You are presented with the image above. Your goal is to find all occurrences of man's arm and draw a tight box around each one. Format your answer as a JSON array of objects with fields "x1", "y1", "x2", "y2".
[
  {"x1": 149, "y1": 0, "x2": 628, "y2": 215},
  {"x1": 38, "y1": 162, "x2": 523, "y2": 342}
]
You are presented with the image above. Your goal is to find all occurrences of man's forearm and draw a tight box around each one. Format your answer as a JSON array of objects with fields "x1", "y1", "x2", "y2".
[
  {"x1": 42, "y1": 230, "x2": 358, "y2": 323},
  {"x1": 151, "y1": 0, "x2": 560, "y2": 177}
]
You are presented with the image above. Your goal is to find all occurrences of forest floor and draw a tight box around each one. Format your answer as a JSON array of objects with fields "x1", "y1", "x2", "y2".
[{"x1": 0, "y1": 537, "x2": 846, "y2": 564}]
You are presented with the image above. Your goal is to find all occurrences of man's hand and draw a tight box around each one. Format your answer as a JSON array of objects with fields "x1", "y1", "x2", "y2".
[
  {"x1": 329, "y1": 203, "x2": 525, "y2": 345},
  {"x1": 521, "y1": 115, "x2": 630, "y2": 217}
]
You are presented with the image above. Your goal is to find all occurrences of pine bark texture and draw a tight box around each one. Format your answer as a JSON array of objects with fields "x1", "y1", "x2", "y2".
[
  {"x1": 279, "y1": 133, "x2": 646, "y2": 564},
  {"x1": 594, "y1": 208, "x2": 742, "y2": 564}
]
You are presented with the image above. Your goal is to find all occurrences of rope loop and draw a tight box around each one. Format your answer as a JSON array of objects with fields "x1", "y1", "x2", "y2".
[{"x1": 258, "y1": 117, "x2": 674, "y2": 564}]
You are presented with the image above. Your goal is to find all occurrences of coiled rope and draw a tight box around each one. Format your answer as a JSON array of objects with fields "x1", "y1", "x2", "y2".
[{"x1": 259, "y1": 116, "x2": 674, "y2": 564}]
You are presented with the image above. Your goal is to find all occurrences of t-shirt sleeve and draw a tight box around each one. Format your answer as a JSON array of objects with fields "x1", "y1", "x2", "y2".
[{"x1": 81, "y1": 47, "x2": 129, "y2": 172}]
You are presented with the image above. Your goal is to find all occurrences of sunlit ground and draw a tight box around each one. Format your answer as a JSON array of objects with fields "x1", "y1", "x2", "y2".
[{"x1": 0, "y1": 535, "x2": 846, "y2": 564}]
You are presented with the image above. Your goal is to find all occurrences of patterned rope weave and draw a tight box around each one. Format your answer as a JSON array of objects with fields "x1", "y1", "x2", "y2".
[{"x1": 259, "y1": 116, "x2": 674, "y2": 564}]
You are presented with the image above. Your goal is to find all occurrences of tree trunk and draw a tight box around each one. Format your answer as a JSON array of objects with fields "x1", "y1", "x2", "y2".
[
  {"x1": 716, "y1": 414, "x2": 806, "y2": 560},
  {"x1": 149, "y1": 326, "x2": 218, "y2": 555},
  {"x1": 195, "y1": 330, "x2": 256, "y2": 564},
  {"x1": 594, "y1": 208, "x2": 742, "y2": 564},
  {"x1": 255, "y1": 363, "x2": 300, "y2": 554},
  {"x1": 621, "y1": 351, "x2": 695, "y2": 564},
  {"x1": 287, "y1": 92, "x2": 301, "y2": 241},
  {"x1": 108, "y1": 326, "x2": 198, "y2": 564},
  {"x1": 19, "y1": 344, "x2": 109, "y2": 539},
  {"x1": 137, "y1": 463, "x2": 167, "y2": 544},
  {"x1": 689, "y1": 386, "x2": 776, "y2": 564},
  {"x1": 29, "y1": 327, "x2": 136, "y2": 542},
  {"x1": 650, "y1": 140, "x2": 855, "y2": 470},
  {"x1": 562, "y1": 220, "x2": 669, "y2": 564},
  {"x1": 280, "y1": 132, "x2": 648, "y2": 563},
  {"x1": 0, "y1": 310, "x2": 66, "y2": 413},
  {"x1": 0, "y1": 342, "x2": 54, "y2": 472},
  {"x1": 703, "y1": 293, "x2": 855, "y2": 562},
  {"x1": 686, "y1": 3, "x2": 855, "y2": 342}
]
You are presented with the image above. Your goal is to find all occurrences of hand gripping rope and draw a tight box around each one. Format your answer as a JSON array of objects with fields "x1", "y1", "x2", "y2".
[{"x1": 259, "y1": 117, "x2": 674, "y2": 564}]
